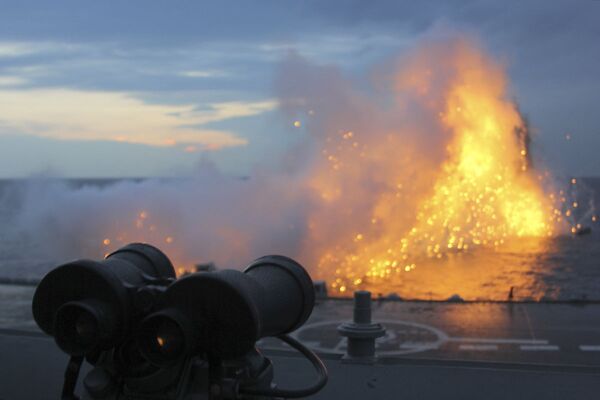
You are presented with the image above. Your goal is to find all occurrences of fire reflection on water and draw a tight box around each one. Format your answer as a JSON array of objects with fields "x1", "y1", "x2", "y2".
[{"x1": 363, "y1": 237, "x2": 555, "y2": 301}]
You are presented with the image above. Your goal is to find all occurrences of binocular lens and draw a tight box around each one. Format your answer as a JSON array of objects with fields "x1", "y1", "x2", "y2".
[
  {"x1": 155, "y1": 319, "x2": 184, "y2": 356},
  {"x1": 75, "y1": 312, "x2": 98, "y2": 342},
  {"x1": 54, "y1": 301, "x2": 104, "y2": 355},
  {"x1": 138, "y1": 313, "x2": 188, "y2": 366}
]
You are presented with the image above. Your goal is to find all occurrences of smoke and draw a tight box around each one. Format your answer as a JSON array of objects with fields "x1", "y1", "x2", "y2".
[
  {"x1": 2, "y1": 164, "x2": 311, "y2": 271},
  {"x1": 1, "y1": 36, "x2": 557, "y2": 286}
]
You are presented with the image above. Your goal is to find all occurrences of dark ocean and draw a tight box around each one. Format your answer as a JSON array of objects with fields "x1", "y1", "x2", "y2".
[{"x1": 1, "y1": 178, "x2": 600, "y2": 301}]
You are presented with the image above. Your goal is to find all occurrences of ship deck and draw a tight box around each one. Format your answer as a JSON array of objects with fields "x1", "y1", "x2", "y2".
[{"x1": 2, "y1": 283, "x2": 600, "y2": 398}]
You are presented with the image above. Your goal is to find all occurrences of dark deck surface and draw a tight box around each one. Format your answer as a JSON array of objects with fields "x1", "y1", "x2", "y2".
[{"x1": 2, "y1": 284, "x2": 600, "y2": 399}]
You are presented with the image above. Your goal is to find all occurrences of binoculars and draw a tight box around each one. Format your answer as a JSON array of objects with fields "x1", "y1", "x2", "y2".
[{"x1": 32, "y1": 243, "x2": 326, "y2": 399}]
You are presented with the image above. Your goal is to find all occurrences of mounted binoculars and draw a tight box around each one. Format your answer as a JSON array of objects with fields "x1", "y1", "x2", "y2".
[{"x1": 32, "y1": 243, "x2": 327, "y2": 399}]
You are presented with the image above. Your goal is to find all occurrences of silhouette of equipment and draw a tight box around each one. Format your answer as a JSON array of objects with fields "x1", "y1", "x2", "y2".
[{"x1": 31, "y1": 243, "x2": 328, "y2": 399}]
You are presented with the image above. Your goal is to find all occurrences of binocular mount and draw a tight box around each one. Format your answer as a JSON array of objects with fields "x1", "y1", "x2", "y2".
[{"x1": 32, "y1": 243, "x2": 327, "y2": 399}]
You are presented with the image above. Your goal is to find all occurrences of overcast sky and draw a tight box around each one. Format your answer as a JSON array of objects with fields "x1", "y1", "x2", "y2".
[{"x1": 0, "y1": 0, "x2": 598, "y2": 177}]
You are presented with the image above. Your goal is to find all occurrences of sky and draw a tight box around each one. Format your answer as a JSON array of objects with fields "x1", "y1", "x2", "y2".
[{"x1": 0, "y1": 0, "x2": 598, "y2": 177}]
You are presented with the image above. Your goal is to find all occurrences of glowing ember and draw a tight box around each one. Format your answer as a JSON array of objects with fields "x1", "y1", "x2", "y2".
[{"x1": 99, "y1": 210, "x2": 191, "y2": 275}]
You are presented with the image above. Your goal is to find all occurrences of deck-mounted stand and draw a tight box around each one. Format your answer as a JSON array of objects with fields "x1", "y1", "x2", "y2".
[{"x1": 337, "y1": 290, "x2": 386, "y2": 364}]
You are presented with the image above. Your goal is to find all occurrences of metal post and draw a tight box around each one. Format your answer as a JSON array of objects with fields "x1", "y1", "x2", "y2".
[{"x1": 337, "y1": 290, "x2": 386, "y2": 364}]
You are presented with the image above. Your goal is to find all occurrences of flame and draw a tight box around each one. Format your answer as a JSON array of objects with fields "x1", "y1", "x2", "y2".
[{"x1": 308, "y1": 40, "x2": 561, "y2": 294}]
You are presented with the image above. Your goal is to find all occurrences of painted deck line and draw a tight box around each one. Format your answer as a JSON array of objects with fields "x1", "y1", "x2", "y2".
[
  {"x1": 399, "y1": 343, "x2": 440, "y2": 350},
  {"x1": 520, "y1": 345, "x2": 560, "y2": 351},
  {"x1": 459, "y1": 344, "x2": 499, "y2": 351},
  {"x1": 448, "y1": 337, "x2": 548, "y2": 345},
  {"x1": 579, "y1": 345, "x2": 600, "y2": 351}
]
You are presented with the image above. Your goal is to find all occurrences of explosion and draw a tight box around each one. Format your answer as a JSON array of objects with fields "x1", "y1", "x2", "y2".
[
  {"x1": 303, "y1": 40, "x2": 561, "y2": 294},
  {"x1": 93, "y1": 40, "x2": 564, "y2": 296},
  {"x1": 13, "y1": 38, "x2": 576, "y2": 300}
]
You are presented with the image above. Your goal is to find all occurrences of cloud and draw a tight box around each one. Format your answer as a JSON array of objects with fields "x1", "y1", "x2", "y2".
[
  {"x1": 0, "y1": 42, "x2": 35, "y2": 58},
  {"x1": 190, "y1": 100, "x2": 277, "y2": 124},
  {"x1": 0, "y1": 133, "x2": 208, "y2": 177},
  {"x1": 0, "y1": 75, "x2": 27, "y2": 86},
  {"x1": 0, "y1": 88, "x2": 276, "y2": 147},
  {"x1": 0, "y1": 1, "x2": 598, "y2": 176},
  {"x1": 0, "y1": 41, "x2": 80, "y2": 58},
  {"x1": 178, "y1": 70, "x2": 228, "y2": 78}
]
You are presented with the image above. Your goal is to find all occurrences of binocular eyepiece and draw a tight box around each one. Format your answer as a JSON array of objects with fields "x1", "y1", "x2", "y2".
[
  {"x1": 138, "y1": 255, "x2": 315, "y2": 364},
  {"x1": 32, "y1": 244, "x2": 315, "y2": 364},
  {"x1": 32, "y1": 243, "x2": 176, "y2": 356}
]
